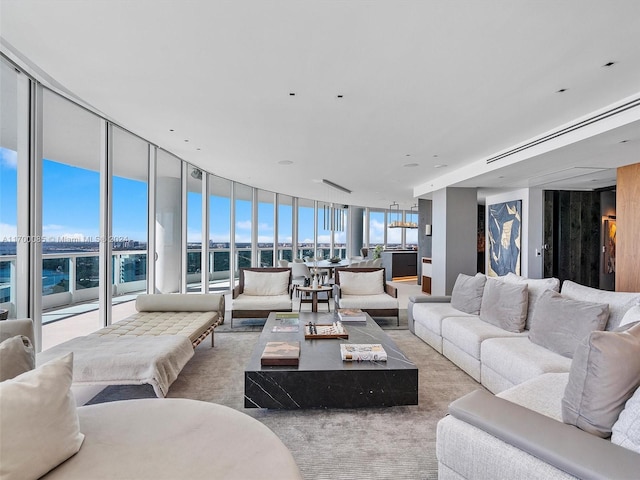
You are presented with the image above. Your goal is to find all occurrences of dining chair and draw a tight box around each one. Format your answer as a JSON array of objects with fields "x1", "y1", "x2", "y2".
[
  {"x1": 277, "y1": 259, "x2": 290, "y2": 267},
  {"x1": 291, "y1": 262, "x2": 311, "y2": 297}
]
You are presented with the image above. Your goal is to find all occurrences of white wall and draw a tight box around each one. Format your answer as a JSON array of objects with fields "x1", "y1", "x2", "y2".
[{"x1": 484, "y1": 188, "x2": 544, "y2": 278}]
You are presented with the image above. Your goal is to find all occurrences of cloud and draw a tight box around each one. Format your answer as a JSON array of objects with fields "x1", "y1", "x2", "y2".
[
  {"x1": 0, "y1": 223, "x2": 17, "y2": 238},
  {"x1": 0, "y1": 148, "x2": 17, "y2": 169},
  {"x1": 236, "y1": 220, "x2": 252, "y2": 230}
]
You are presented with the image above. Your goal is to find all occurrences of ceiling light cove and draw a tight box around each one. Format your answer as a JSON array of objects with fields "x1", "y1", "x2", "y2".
[
  {"x1": 278, "y1": 160, "x2": 293, "y2": 165},
  {"x1": 403, "y1": 163, "x2": 419, "y2": 168},
  {"x1": 603, "y1": 61, "x2": 617, "y2": 67},
  {"x1": 434, "y1": 164, "x2": 448, "y2": 169},
  {"x1": 556, "y1": 88, "x2": 568, "y2": 93}
]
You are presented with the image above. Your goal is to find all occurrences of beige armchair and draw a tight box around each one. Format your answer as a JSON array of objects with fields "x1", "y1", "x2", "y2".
[
  {"x1": 231, "y1": 268, "x2": 293, "y2": 326},
  {"x1": 333, "y1": 267, "x2": 399, "y2": 325}
]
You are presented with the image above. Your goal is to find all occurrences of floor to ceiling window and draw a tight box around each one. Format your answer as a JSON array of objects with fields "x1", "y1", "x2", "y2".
[
  {"x1": 111, "y1": 126, "x2": 148, "y2": 320},
  {"x1": 41, "y1": 89, "x2": 102, "y2": 333},
  {"x1": 369, "y1": 209, "x2": 385, "y2": 255},
  {"x1": 155, "y1": 150, "x2": 182, "y2": 293},
  {"x1": 0, "y1": 59, "x2": 25, "y2": 319},
  {"x1": 234, "y1": 183, "x2": 253, "y2": 278},
  {"x1": 278, "y1": 194, "x2": 293, "y2": 262},
  {"x1": 405, "y1": 208, "x2": 418, "y2": 249},
  {"x1": 297, "y1": 198, "x2": 315, "y2": 260},
  {"x1": 257, "y1": 189, "x2": 275, "y2": 267},
  {"x1": 209, "y1": 175, "x2": 231, "y2": 292},
  {"x1": 186, "y1": 164, "x2": 203, "y2": 291}
]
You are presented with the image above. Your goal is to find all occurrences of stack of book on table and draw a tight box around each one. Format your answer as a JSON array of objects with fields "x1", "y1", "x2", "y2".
[
  {"x1": 337, "y1": 308, "x2": 367, "y2": 322},
  {"x1": 261, "y1": 341, "x2": 300, "y2": 366},
  {"x1": 340, "y1": 344, "x2": 387, "y2": 362}
]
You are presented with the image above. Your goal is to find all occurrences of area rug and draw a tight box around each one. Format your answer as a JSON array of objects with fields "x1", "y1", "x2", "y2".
[{"x1": 88, "y1": 330, "x2": 482, "y2": 480}]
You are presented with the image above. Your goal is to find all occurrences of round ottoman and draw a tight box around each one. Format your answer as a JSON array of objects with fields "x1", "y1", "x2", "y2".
[{"x1": 41, "y1": 398, "x2": 301, "y2": 479}]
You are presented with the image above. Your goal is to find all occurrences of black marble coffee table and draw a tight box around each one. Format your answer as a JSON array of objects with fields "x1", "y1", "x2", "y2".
[{"x1": 244, "y1": 311, "x2": 418, "y2": 409}]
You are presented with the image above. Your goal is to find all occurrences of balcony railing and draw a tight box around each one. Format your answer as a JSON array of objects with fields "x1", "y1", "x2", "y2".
[{"x1": 1, "y1": 246, "x2": 347, "y2": 318}]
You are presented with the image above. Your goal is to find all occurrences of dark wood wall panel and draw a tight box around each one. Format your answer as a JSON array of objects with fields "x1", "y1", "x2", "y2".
[{"x1": 617, "y1": 163, "x2": 640, "y2": 292}]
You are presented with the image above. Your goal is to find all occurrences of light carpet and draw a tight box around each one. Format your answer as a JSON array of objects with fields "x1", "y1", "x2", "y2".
[{"x1": 88, "y1": 330, "x2": 482, "y2": 480}]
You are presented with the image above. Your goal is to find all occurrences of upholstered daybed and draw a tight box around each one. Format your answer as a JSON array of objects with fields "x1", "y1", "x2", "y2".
[{"x1": 37, "y1": 293, "x2": 225, "y2": 397}]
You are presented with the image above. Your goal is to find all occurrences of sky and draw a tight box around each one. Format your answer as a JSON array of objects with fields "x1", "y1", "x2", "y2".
[{"x1": 1, "y1": 148, "x2": 413, "y2": 246}]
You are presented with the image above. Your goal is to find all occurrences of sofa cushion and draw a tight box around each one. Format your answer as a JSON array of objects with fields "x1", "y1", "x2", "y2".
[
  {"x1": 243, "y1": 270, "x2": 290, "y2": 296},
  {"x1": 0, "y1": 335, "x2": 35, "y2": 381},
  {"x1": 562, "y1": 322, "x2": 640, "y2": 438},
  {"x1": 502, "y1": 273, "x2": 561, "y2": 329},
  {"x1": 412, "y1": 302, "x2": 475, "y2": 336},
  {"x1": 0, "y1": 353, "x2": 84, "y2": 480},
  {"x1": 561, "y1": 280, "x2": 640, "y2": 330},
  {"x1": 479, "y1": 278, "x2": 528, "y2": 333},
  {"x1": 620, "y1": 304, "x2": 640, "y2": 328},
  {"x1": 442, "y1": 316, "x2": 527, "y2": 359},
  {"x1": 497, "y1": 372, "x2": 570, "y2": 421},
  {"x1": 481, "y1": 337, "x2": 571, "y2": 387},
  {"x1": 528, "y1": 290, "x2": 609, "y2": 358},
  {"x1": 451, "y1": 273, "x2": 486, "y2": 315},
  {"x1": 612, "y1": 386, "x2": 640, "y2": 454},
  {"x1": 339, "y1": 270, "x2": 384, "y2": 295}
]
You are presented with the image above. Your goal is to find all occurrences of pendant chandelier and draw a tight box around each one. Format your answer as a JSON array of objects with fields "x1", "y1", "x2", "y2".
[{"x1": 389, "y1": 201, "x2": 418, "y2": 229}]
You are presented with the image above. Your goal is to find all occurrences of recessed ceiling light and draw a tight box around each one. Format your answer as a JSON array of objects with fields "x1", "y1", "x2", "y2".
[
  {"x1": 196, "y1": 148, "x2": 201, "y2": 151},
  {"x1": 184, "y1": 139, "x2": 189, "y2": 142},
  {"x1": 603, "y1": 61, "x2": 616, "y2": 67},
  {"x1": 405, "y1": 154, "x2": 411, "y2": 157},
  {"x1": 289, "y1": 93, "x2": 296, "y2": 96},
  {"x1": 556, "y1": 88, "x2": 568, "y2": 93},
  {"x1": 169, "y1": 129, "x2": 174, "y2": 132},
  {"x1": 337, "y1": 94, "x2": 343, "y2": 98},
  {"x1": 433, "y1": 154, "x2": 439, "y2": 158},
  {"x1": 434, "y1": 164, "x2": 448, "y2": 168},
  {"x1": 278, "y1": 160, "x2": 293, "y2": 165},
  {"x1": 403, "y1": 163, "x2": 419, "y2": 168},
  {"x1": 619, "y1": 139, "x2": 629, "y2": 143}
]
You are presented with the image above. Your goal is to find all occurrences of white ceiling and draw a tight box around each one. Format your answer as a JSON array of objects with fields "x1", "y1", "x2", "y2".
[{"x1": 1, "y1": 0, "x2": 639, "y2": 209}]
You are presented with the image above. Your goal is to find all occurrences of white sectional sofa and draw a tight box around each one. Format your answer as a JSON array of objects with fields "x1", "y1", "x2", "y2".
[{"x1": 408, "y1": 274, "x2": 640, "y2": 479}]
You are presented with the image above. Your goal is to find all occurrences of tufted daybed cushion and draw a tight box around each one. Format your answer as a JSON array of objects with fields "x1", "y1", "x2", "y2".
[
  {"x1": 90, "y1": 293, "x2": 225, "y2": 346},
  {"x1": 90, "y1": 311, "x2": 219, "y2": 345}
]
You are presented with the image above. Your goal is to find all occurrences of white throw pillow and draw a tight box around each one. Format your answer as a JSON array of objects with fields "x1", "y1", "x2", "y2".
[
  {"x1": 339, "y1": 270, "x2": 384, "y2": 296},
  {"x1": 243, "y1": 270, "x2": 290, "y2": 296},
  {"x1": 620, "y1": 304, "x2": 640, "y2": 328},
  {"x1": 612, "y1": 385, "x2": 640, "y2": 453},
  {"x1": 0, "y1": 353, "x2": 84, "y2": 480}
]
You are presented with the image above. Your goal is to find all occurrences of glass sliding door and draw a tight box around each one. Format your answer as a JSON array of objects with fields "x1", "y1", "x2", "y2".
[
  {"x1": 111, "y1": 126, "x2": 148, "y2": 320},
  {"x1": 155, "y1": 150, "x2": 182, "y2": 293},
  {"x1": 209, "y1": 175, "x2": 231, "y2": 292},
  {"x1": 317, "y1": 202, "x2": 330, "y2": 260},
  {"x1": 41, "y1": 90, "x2": 102, "y2": 341},
  {"x1": 186, "y1": 164, "x2": 203, "y2": 291},
  {"x1": 257, "y1": 189, "x2": 275, "y2": 267}
]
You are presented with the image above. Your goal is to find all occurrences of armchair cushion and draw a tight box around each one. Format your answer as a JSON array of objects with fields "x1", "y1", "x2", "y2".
[
  {"x1": 232, "y1": 294, "x2": 292, "y2": 311},
  {"x1": 338, "y1": 269, "x2": 384, "y2": 295},
  {"x1": 0, "y1": 335, "x2": 35, "y2": 381},
  {"x1": 0, "y1": 353, "x2": 84, "y2": 480},
  {"x1": 338, "y1": 294, "x2": 398, "y2": 310},
  {"x1": 243, "y1": 270, "x2": 290, "y2": 296}
]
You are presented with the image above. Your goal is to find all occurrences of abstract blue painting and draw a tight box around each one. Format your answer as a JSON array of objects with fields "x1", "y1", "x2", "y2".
[{"x1": 488, "y1": 200, "x2": 521, "y2": 276}]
